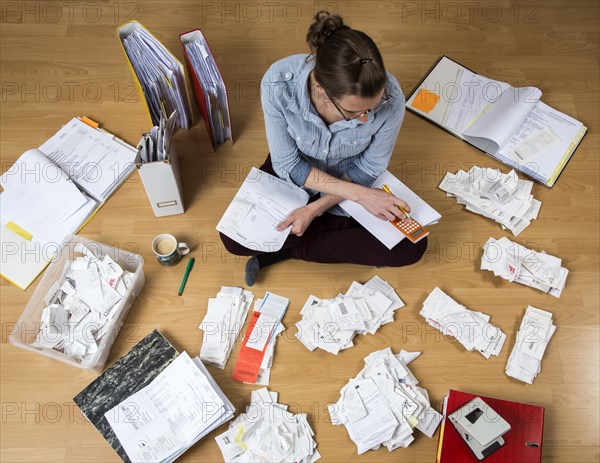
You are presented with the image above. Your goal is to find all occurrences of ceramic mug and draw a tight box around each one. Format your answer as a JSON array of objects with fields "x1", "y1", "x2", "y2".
[{"x1": 151, "y1": 234, "x2": 190, "y2": 266}]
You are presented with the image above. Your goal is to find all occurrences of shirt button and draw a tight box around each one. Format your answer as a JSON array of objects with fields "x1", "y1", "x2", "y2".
[
  {"x1": 323, "y1": 149, "x2": 328, "y2": 154},
  {"x1": 297, "y1": 136, "x2": 301, "y2": 141},
  {"x1": 284, "y1": 72, "x2": 291, "y2": 79},
  {"x1": 352, "y1": 141, "x2": 357, "y2": 145}
]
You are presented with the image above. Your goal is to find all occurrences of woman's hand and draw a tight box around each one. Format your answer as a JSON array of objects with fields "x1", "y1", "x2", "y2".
[
  {"x1": 277, "y1": 205, "x2": 319, "y2": 236},
  {"x1": 357, "y1": 187, "x2": 411, "y2": 221}
]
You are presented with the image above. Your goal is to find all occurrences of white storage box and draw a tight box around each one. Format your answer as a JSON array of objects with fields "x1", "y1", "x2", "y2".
[
  {"x1": 9, "y1": 235, "x2": 145, "y2": 372},
  {"x1": 136, "y1": 147, "x2": 185, "y2": 217}
]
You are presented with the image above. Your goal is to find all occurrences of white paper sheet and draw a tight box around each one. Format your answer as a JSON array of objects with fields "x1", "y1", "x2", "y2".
[
  {"x1": 217, "y1": 167, "x2": 310, "y2": 252},
  {"x1": 340, "y1": 171, "x2": 441, "y2": 249}
]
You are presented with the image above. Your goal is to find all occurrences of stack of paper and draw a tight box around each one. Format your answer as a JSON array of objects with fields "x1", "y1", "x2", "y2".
[
  {"x1": 295, "y1": 275, "x2": 405, "y2": 354},
  {"x1": 232, "y1": 292, "x2": 289, "y2": 385},
  {"x1": 1, "y1": 115, "x2": 137, "y2": 250},
  {"x1": 481, "y1": 237, "x2": 569, "y2": 297},
  {"x1": 120, "y1": 23, "x2": 191, "y2": 129},
  {"x1": 31, "y1": 244, "x2": 134, "y2": 362},
  {"x1": 199, "y1": 286, "x2": 254, "y2": 369},
  {"x1": 215, "y1": 387, "x2": 320, "y2": 463},
  {"x1": 419, "y1": 288, "x2": 506, "y2": 358},
  {"x1": 0, "y1": 148, "x2": 95, "y2": 248},
  {"x1": 106, "y1": 351, "x2": 235, "y2": 463},
  {"x1": 39, "y1": 117, "x2": 138, "y2": 202},
  {"x1": 183, "y1": 32, "x2": 231, "y2": 147},
  {"x1": 1, "y1": 117, "x2": 137, "y2": 290},
  {"x1": 138, "y1": 110, "x2": 178, "y2": 163},
  {"x1": 506, "y1": 306, "x2": 556, "y2": 384},
  {"x1": 329, "y1": 348, "x2": 442, "y2": 454},
  {"x1": 439, "y1": 167, "x2": 541, "y2": 236}
]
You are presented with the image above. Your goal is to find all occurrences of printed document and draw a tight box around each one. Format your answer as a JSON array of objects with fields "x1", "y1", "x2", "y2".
[{"x1": 217, "y1": 167, "x2": 310, "y2": 251}]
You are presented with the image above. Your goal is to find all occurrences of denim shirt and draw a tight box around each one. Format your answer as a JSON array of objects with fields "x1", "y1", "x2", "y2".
[{"x1": 260, "y1": 53, "x2": 406, "y2": 209}]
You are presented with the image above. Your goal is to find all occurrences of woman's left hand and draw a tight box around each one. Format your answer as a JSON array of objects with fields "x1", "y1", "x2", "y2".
[{"x1": 277, "y1": 205, "x2": 318, "y2": 236}]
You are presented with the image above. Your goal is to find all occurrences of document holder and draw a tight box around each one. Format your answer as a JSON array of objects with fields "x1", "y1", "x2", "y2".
[{"x1": 135, "y1": 147, "x2": 184, "y2": 217}]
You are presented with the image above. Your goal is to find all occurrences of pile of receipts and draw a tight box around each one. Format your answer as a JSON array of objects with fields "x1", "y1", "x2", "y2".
[
  {"x1": 199, "y1": 286, "x2": 254, "y2": 368},
  {"x1": 32, "y1": 244, "x2": 134, "y2": 362},
  {"x1": 420, "y1": 288, "x2": 506, "y2": 358},
  {"x1": 506, "y1": 306, "x2": 556, "y2": 384},
  {"x1": 439, "y1": 167, "x2": 541, "y2": 236},
  {"x1": 216, "y1": 387, "x2": 320, "y2": 463},
  {"x1": 232, "y1": 292, "x2": 289, "y2": 385},
  {"x1": 295, "y1": 276, "x2": 405, "y2": 354},
  {"x1": 481, "y1": 237, "x2": 568, "y2": 297},
  {"x1": 328, "y1": 348, "x2": 442, "y2": 454}
]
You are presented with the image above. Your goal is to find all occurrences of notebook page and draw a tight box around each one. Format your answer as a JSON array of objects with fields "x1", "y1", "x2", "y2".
[
  {"x1": 39, "y1": 118, "x2": 137, "y2": 202},
  {"x1": 495, "y1": 102, "x2": 586, "y2": 182},
  {"x1": 463, "y1": 86, "x2": 542, "y2": 154}
]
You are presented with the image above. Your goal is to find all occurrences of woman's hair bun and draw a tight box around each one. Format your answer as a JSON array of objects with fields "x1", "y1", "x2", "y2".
[{"x1": 306, "y1": 10, "x2": 348, "y2": 53}]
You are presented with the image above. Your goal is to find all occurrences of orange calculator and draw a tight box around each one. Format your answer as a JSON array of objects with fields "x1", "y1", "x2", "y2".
[
  {"x1": 382, "y1": 184, "x2": 429, "y2": 244},
  {"x1": 390, "y1": 216, "x2": 429, "y2": 243}
]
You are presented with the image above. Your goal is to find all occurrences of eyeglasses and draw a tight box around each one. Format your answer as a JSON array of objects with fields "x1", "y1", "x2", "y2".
[{"x1": 322, "y1": 85, "x2": 390, "y2": 121}]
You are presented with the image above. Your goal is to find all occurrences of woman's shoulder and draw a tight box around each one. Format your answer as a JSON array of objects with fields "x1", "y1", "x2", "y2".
[
  {"x1": 262, "y1": 54, "x2": 311, "y2": 83},
  {"x1": 384, "y1": 71, "x2": 405, "y2": 104}
]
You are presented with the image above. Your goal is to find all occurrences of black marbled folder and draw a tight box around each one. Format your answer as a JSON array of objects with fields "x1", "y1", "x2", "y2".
[{"x1": 73, "y1": 329, "x2": 179, "y2": 463}]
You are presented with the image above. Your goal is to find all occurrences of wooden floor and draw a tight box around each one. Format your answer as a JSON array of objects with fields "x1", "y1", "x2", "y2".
[{"x1": 1, "y1": 1, "x2": 598, "y2": 462}]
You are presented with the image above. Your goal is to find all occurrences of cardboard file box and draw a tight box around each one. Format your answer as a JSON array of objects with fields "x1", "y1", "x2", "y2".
[{"x1": 135, "y1": 149, "x2": 185, "y2": 217}]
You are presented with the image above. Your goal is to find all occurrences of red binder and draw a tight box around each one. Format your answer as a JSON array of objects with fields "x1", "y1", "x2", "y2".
[
  {"x1": 437, "y1": 390, "x2": 545, "y2": 463},
  {"x1": 179, "y1": 29, "x2": 233, "y2": 150}
]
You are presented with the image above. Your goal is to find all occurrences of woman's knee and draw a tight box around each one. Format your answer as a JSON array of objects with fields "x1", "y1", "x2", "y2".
[
  {"x1": 390, "y1": 236, "x2": 428, "y2": 267},
  {"x1": 409, "y1": 236, "x2": 428, "y2": 264},
  {"x1": 219, "y1": 232, "x2": 253, "y2": 256}
]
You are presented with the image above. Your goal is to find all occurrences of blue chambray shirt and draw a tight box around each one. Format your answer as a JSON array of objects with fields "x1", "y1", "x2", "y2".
[{"x1": 260, "y1": 53, "x2": 405, "y2": 214}]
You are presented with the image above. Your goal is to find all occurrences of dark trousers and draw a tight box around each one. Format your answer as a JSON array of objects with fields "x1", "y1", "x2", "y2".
[{"x1": 219, "y1": 156, "x2": 427, "y2": 267}]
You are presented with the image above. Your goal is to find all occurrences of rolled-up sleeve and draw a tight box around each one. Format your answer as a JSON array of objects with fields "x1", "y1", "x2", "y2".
[
  {"x1": 345, "y1": 98, "x2": 405, "y2": 187},
  {"x1": 261, "y1": 74, "x2": 312, "y2": 187}
]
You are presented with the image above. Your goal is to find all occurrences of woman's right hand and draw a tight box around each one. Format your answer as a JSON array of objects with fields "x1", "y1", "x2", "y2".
[{"x1": 357, "y1": 186, "x2": 411, "y2": 221}]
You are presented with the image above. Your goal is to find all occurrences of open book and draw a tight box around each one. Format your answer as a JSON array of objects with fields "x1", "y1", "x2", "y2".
[
  {"x1": 0, "y1": 117, "x2": 137, "y2": 289},
  {"x1": 407, "y1": 56, "x2": 587, "y2": 187}
]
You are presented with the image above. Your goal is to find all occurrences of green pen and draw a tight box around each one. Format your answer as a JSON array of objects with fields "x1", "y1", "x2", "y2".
[{"x1": 178, "y1": 257, "x2": 195, "y2": 296}]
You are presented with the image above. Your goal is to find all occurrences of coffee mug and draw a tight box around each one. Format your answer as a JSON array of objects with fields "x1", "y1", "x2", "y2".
[{"x1": 151, "y1": 234, "x2": 190, "y2": 266}]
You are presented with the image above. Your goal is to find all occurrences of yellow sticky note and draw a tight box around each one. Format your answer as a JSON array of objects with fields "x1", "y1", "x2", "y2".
[
  {"x1": 411, "y1": 88, "x2": 440, "y2": 114},
  {"x1": 80, "y1": 116, "x2": 99, "y2": 129},
  {"x1": 6, "y1": 221, "x2": 33, "y2": 241}
]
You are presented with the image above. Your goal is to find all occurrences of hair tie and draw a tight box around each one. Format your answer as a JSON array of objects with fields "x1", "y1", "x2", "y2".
[{"x1": 359, "y1": 58, "x2": 373, "y2": 64}]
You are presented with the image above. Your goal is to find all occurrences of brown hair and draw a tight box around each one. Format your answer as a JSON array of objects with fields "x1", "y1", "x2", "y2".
[{"x1": 306, "y1": 10, "x2": 386, "y2": 99}]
